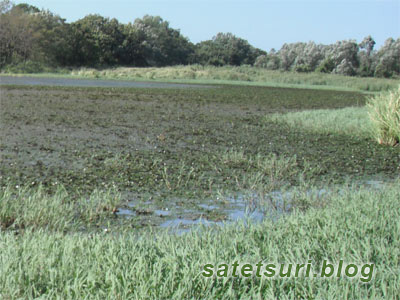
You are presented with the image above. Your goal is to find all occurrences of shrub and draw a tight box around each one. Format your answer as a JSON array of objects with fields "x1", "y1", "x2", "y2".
[
  {"x1": 366, "y1": 86, "x2": 400, "y2": 146},
  {"x1": 294, "y1": 64, "x2": 312, "y2": 73},
  {"x1": 3, "y1": 60, "x2": 47, "y2": 73},
  {"x1": 316, "y1": 58, "x2": 335, "y2": 73}
]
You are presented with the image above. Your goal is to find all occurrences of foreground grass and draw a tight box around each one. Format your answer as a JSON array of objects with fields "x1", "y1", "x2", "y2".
[
  {"x1": 0, "y1": 185, "x2": 121, "y2": 231},
  {"x1": 0, "y1": 181, "x2": 399, "y2": 299},
  {"x1": 3, "y1": 65, "x2": 400, "y2": 92}
]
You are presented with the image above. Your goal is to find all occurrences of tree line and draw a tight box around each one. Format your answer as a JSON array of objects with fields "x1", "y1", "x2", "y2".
[{"x1": 1, "y1": 1, "x2": 399, "y2": 78}]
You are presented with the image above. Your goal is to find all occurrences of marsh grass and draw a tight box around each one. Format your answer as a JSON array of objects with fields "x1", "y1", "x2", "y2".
[
  {"x1": 68, "y1": 65, "x2": 400, "y2": 92},
  {"x1": 266, "y1": 106, "x2": 373, "y2": 139},
  {"x1": 0, "y1": 185, "x2": 121, "y2": 231},
  {"x1": 367, "y1": 86, "x2": 400, "y2": 146},
  {"x1": 0, "y1": 181, "x2": 399, "y2": 299},
  {"x1": 221, "y1": 150, "x2": 298, "y2": 190}
]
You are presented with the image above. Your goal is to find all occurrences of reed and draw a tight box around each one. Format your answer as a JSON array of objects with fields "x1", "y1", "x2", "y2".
[{"x1": 367, "y1": 86, "x2": 400, "y2": 146}]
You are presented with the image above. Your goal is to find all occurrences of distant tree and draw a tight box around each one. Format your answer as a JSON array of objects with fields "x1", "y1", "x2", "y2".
[
  {"x1": 357, "y1": 36, "x2": 376, "y2": 77},
  {"x1": 0, "y1": 3, "x2": 36, "y2": 67},
  {"x1": 374, "y1": 38, "x2": 400, "y2": 78},
  {"x1": 132, "y1": 15, "x2": 194, "y2": 66},
  {"x1": 118, "y1": 23, "x2": 147, "y2": 66},
  {"x1": 0, "y1": 2, "x2": 72, "y2": 68},
  {"x1": 333, "y1": 58, "x2": 357, "y2": 76},
  {"x1": 278, "y1": 43, "x2": 301, "y2": 71},
  {"x1": 194, "y1": 40, "x2": 223, "y2": 66},
  {"x1": 254, "y1": 54, "x2": 268, "y2": 68},
  {"x1": 195, "y1": 32, "x2": 265, "y2": 66},
  {"x1": 328, "y1": 40, "x2": 359, "y2": 75},
  {"x1": 70, "y1": 15, "x2": 126, "y2": 66},
  {"x1": 316, "y1": 57, "x2": 335, "y2": 73},
  {"x1": 0, "y1": 2, "x2": 397, "y2": 78},
  {"x1": 359, "y1": 35, "x2": 375, "y2": 57},
  {"x1": 13, "y1": 2, "x2": 39, "y2": 13},
  {"x1": 32, "y1": 9, "x2": 72, "y2": 66},
  {"x1": 266, "y1": 54, "x2": 281, "y2": 70},
  {"x1": 293, "y1": 42, "x2": 325, "y2": 72}
]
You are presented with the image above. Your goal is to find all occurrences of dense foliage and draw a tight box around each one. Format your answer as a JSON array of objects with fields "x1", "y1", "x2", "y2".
[{"x1": 0, "y1": 1, "x2": 399, "y2": 77}]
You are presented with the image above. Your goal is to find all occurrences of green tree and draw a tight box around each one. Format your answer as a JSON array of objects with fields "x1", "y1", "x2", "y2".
[
  {"x1": 0, "y1": 2, "x2": 36, "y2": 67},
  {"x1": 374, "y1": 38, "x2": 400, "y2": 78},
  {"x1": 70, "y1": 15, "x2": 126, "y2": 66},
  {"x1": 195, "y1": 32, "x2": 265, "y2": 66},
  {"x1": 358, "y1": 36, "x2": 376, "y2": 77},
  {"x1": 0, "y1": 2, "x2": 73, "y2": 69},
  {"x1": 132, "y1": 15, "x2": 194, "y2": 66}
]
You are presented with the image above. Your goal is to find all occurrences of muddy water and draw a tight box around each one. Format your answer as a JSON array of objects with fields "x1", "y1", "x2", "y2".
[{"x1": 0, "y1": 75, "x2": 210, "y2": 89}]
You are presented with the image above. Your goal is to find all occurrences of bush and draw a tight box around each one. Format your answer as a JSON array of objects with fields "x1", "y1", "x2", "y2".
[
  {"x1": 2, "y1": 60, "x2": 50, "y2": 73},
  {"x1": 294, "y1": 64, "x2": 312, "y2": 73},
  {"x1": 316, "y1": 58, "x2": 335, "y2": 73},
  {"x1": 366, "y1": 86, "x2": 400, "y2": 146}
]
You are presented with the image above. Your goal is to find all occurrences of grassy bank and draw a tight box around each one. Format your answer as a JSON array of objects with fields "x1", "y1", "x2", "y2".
[
  {"x1": 3, "y1": 65, "x2": 400, "y2": 92},
  {"x1": 0, "y1": 181, "x2": 399, "y2": 299}
]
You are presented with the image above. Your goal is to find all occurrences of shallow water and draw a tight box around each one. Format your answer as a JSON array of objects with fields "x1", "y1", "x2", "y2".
[
  {"x1": 114, "y1": 178, "x2": 391, "y2": 234},
  {"x1": 115, "y1": 190, "x2": 287, "y2": 234},
  {"x1": 0, "y1": 75, "x2": 210, "y2": 89}
]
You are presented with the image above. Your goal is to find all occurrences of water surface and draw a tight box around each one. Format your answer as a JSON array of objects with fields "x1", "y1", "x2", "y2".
[{"x1": 0, "y1": 75, "x2": 210, "y2": 89}]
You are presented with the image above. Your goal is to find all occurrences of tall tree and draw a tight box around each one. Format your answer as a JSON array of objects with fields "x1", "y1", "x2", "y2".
[
  {"x1": 358, "y1": 35, "x2": 376, "y2": 76},
  {"x1": 132, "y1": 15, "x2": 194, "y2": 66},
  {"x1": 0, "y1": 3, "x2": 36, "y2": 67},
  {"x1": 70, "y1": 15, "x2": 125, "y2": 66},
  {"x1": 195, "y1": 32, "x2": 265, "y2": 66},
  {"x1": 374, "y1": 38, "x2": 400, "y2": 78}
]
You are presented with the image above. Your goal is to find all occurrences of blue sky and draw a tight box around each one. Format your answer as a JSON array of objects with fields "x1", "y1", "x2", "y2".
[{"x1": 14, "y1": 0, "x2": 400, "y2": 51}]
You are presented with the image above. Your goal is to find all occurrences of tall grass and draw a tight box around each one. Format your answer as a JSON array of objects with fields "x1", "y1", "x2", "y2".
[
  {"x1": 265, "y1": 106, "x2": 373, "y2": 139},
  {"x1": 0, "y1": 185, "x2": 121, "y2": 231},
  {"x1": 0, "y1": 181, "x2": 399, "y2": 299},
  {"x1": 68, "y1": 65, "x2": 400, "y2": 92},
  {"x1": 366, "y1": 86, "x2": 400, "y2": 146}
]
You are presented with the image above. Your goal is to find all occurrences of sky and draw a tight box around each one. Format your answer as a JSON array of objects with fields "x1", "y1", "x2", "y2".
[{"x1": 13, "y1": 0, "x2": 400, "y2": 51}]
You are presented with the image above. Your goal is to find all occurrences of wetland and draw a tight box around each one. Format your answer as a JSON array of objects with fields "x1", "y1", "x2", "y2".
[{"x1": 1, "y1": 82, "x2": 399, "y2": 232}]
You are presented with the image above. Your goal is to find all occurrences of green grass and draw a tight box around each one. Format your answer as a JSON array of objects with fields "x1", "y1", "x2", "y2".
[
  {"x1": 266, "y1": 106, "x2": 373, "y2": 138},
  {"x1": 367, "y1": 86, "x2": 400, "y2": 146},
  {"x1": 0, "y1": 181, "x2": 399, "y2": 299},
  {"x1": 3, "y1": 64, "x2": 400, "y2": 92},
  {"x1": 0, "y1": 185, "x2": 121, "y2": 232}
]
